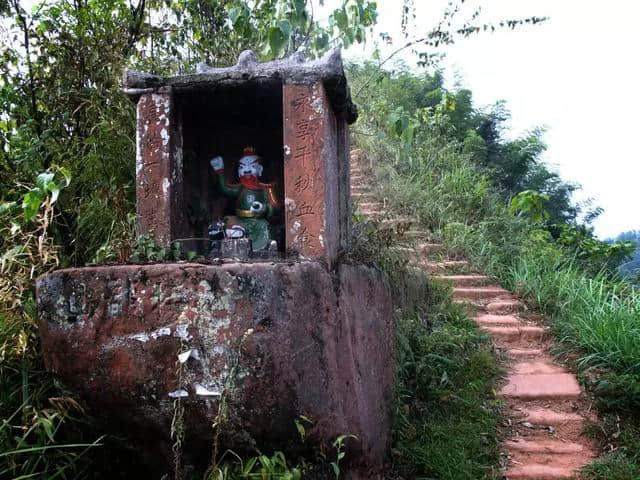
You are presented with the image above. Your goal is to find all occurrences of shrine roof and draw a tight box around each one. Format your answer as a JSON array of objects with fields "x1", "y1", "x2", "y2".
[{"x1": 123, "y1": 48, "x2": 357, "y2": 124}]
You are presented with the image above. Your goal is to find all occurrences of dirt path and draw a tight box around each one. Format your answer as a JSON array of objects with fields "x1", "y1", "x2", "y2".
[{"x1": 350, "y1": 150, "x2": 598, "y2": 480}]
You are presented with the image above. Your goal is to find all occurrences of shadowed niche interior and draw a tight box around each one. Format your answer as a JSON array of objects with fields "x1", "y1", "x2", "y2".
[{"x1": 179, "y1": 79, "x2": 285, "y2": 255}]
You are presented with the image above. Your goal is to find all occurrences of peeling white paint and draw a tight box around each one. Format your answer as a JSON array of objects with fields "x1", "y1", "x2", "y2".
[
  {"x1": 285, "y1": 197, "x2": 296, "y2": 211},
  {"x1": 151, "y1": 94, "x2": 170, "y2": 117},
  {"x1": 311, "y1": 95, "x2": 323, "y2": 114},
  {"x1": 136, "y1": 120, "x2": 143, "y2": 174},
  {"x1": 194, "y1": 383, "x2": 222, "y2": 397},
  {"x1": 168, "y1": 389, "x2": 189, "y2": 398},
  {"x1": 160, "y1": 127, "x2": 169, "y2": 146},
  {"x1": 319, "y1": 234, "x2": 324, "y2": 248},
  {"x1": 153, "y1": 327, "x2": 171, "y2": 339},
  {"x1": 174, "y1": 323, "x2": 192, "y2": 341},
  {"x1": 130, "y1": 332, "x2": 150, "y2": 343},
  {"x1": 107, "y1": 303, "x2": 122, "y2": 318},
  {"x1": 283, "y1": 145, "x2": 291, "y2": 156},
  {"x1": 212, "y1": 346, "x2": 226, "y2": 355},
  {"x1": 162, "y1": 178, "x2": 170, "y2": 196},
  {"x1": 178, "y1": 349, "x2": 192, "y2": 363},
  {"x1": 129, "y1": 326, "x2": 171, "y2": 343}
]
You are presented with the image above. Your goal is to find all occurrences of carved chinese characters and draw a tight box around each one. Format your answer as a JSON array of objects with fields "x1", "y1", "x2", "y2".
[
  {"x1": 136, "y1": 91, "x2": 183, "y2": 245},
  {"x1": 283, "y1": 83, "x2": 331, "y2": 261}
]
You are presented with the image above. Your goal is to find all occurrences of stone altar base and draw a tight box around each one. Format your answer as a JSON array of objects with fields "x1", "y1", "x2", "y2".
[{"x1": 36, "y1": 261, "x2": 393, "y2": 477}]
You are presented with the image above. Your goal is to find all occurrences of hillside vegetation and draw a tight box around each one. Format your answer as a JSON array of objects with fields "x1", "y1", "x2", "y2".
[
  {"x1": 614, "y1": 231, "x2": 640, "y2": 283},
  {"x1": 349, "y1": 62, "x2": 640, "y2": 479}
]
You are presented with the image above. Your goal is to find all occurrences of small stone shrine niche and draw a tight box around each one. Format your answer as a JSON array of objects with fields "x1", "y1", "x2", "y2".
[{"x1": 124, "y1": 49, "x2": 357, "y2": 265}]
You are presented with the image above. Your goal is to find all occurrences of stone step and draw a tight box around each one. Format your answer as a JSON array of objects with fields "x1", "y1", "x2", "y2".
[
  {"x1": 358, "y1": 207, "x2": 383, "y2": 215},
  {"x1": 359, "y1": 213, "x2": 383, "y2": 219},
  {"x1": 351, "y1": 175, "x2": 364, "y2": 182},
  {"x1": 359, "y1": 212, "x2": 383, "y2": 219},
  {"x1": 507, "y1": 348, "x2": 545, "y2": 358},
  {"x1": 434, "y1": 275, "x2": 490, "y2": 287},
  {"x1": 505, "y1": 464, "x2": 579, "y2": 479},
  {"x1": 500, "y1": 374, "x2": 581, "y2": 400},
  {"x1": 505, "y1": 440, "x2": 591, "y2": 479},
  {"x1": 475, "y1": 314, "x2": 521, "y2": 327},
  {"x1": 505, "y1": 439, "x2": 585, "y2": 455},
  {"x1": 424, "y1": 260, "x2": 470, "y2": 273},
  {"x1": 401, "y1": 230, "x2": 430, "y2": 238},
  {"x1": 351, "y1": 185, "x2": 368, "y2": 193},
  {"x1": 486, "y1": 300, "x2": 521, "y2": 314},
  {"x1": 453, "y1": 287, "x2": 510, "y2": 301},
  {"x1": 480, "y1": 325, "x2": 547, "y2": 343},
  {"x1": 513, "y1": 360, "x2": 566, "y2": 375},
  {"x1": 416, "y1": 242, "x2": 442, "y2": 252},
  {"x1": 473, "y1": 313, "x2": 523, "y2": 327},
  {"x1": 380, "y1": 217, "x2": 413, "y2": 225},
  {"x1": 351, "y1": 193, "x2": 375, "y2": 201},
  {"x1": 453, "y1": 299, "x2": 483, "y2": 309},
  {"x1": 356, "y1": 202, "x2": 385, "y2": 209},
  {"x1": 395, "y1": 243, "x2": 443, "y2": 255},
  {"x1": 519, "y1": 407, "x2": 584, "y2": 427}
]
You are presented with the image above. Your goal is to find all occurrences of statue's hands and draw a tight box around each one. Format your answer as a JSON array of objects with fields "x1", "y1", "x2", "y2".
[
  {"x1": 250, "y1": 201, "x2": 265, "y2": 214},
  {"x1": 210, "y1": 156, "x2": 224, "y2": 173}
]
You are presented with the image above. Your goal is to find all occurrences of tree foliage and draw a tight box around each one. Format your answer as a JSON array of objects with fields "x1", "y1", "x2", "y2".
[{"x1": 349, "y1": 61, "x2": 633, "y2": 275}]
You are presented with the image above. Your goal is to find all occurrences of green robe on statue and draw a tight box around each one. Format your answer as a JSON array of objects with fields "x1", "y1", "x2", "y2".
[{"x1": 215, "y1": 174, "x2": 279, "y2": 251}]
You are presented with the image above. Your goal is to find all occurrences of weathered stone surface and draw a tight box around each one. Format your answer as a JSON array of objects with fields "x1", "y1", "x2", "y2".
[
  {"x1": 136, "y1": 90, "x2": 184, "y2": 245},
  {"x1": 123, "y1": 49, "x2": 358, "y2": 124},
  {"x1": 36, "y1": 261, "x2": 393, "y2": 475},
  {"x1": 283, "y1": 81, "x2": 342, "y2": 266}
]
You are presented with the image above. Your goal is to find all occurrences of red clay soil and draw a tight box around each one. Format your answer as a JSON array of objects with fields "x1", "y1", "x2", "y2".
[{"x1": 350, "y1": 149, "x2": 599, "y2": 480}]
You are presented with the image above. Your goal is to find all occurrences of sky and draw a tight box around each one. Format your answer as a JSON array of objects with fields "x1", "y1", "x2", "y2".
[{"x1": 324, "y1": 0, "x2": 640, "y2": 239}]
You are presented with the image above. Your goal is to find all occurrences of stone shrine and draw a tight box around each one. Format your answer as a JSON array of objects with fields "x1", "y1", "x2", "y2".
[
  {"x1": 35, "y1": 49, "x2": 392, "y2": 479},
  {"x1": 125, "y1": 48, "x2": 353, "y2": 265}
]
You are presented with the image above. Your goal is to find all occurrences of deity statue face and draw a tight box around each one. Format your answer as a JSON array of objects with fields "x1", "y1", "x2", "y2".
[{"x1": 237, "y1": 155, "x2": 263, "y2": 178}]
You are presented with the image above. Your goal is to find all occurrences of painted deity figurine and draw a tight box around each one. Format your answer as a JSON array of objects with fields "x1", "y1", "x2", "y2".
[{"x1": 210, "y1": 147, "x2": 280, "y2": 251}]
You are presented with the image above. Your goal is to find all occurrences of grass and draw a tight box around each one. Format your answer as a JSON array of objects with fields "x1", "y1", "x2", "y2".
[
  {"x1": 348, "y1": 217, "x2": 503, "y2": 480},
  {"x1": 581, "y1": 413, "x2": 640, "y2": 480},
  {"x1": 391, "y1": 281, "x2": 502, "y2": 480},
  {"x1": 509, "y1": 257, "x2": 640, "y2": 382}
]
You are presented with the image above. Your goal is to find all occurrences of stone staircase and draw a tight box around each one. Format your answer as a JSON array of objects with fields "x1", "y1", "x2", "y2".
[{"x1": 349, "y1": 149, "x2": 598, "y2": 480}]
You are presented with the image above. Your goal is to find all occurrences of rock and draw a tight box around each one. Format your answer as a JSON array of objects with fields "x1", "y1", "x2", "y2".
[
  {"x1": 125, "y1": 48, "x2": 358, "y2": 124},
  {"x1": 36, "y1": 261, "x2": 393, "y2": 476}
]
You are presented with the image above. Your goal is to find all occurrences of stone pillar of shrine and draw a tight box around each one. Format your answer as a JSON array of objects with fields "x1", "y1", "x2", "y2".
[
  {"x1": 283, "y1": 81, "x2": 349, "y2": 267},
  {"x1": 135, "y1": 87, "x2": 184, "y2": 246}
]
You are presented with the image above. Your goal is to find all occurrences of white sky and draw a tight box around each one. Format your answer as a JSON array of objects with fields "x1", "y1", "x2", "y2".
[{"x1": 327, "y1": 0, "x2": 640, "y2": 239}]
